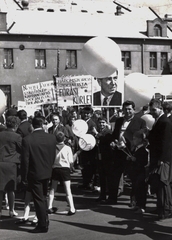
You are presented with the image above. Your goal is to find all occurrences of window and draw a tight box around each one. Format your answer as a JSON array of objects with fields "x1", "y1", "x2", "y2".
[
  {"x1": 3, "y1": 49, "x2": 14, "y2": 69},
  {"x1": 161, "y1": 52, "x2": 168, "y2": 69},
  {"x1": 65, "y1": 50, "x2": 77, "y2": 69},
  {"x1": 154, "y1": 24, "x2": 162, "y2": 37},
  {"x1": 150, "y1": 52, "x2": 157, "y2": 70},
  {"x1": 121, "y1": 51, "x2": 131, "y2": 70},
  {"x1": 35, "y1": 49, "x2": 46, "y2": 69}
]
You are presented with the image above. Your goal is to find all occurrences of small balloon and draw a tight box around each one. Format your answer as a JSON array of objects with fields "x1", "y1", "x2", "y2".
[
  {"x1": 81, "y1": 36, "x2": 121, "y2": 78},
  {"x1": 72, "y1": 119, "x2": 88, "y2": 137},
  {"x1": 0, "y1": 89, "x2": 7, "y2": 116},
  {"x1": 79, "y1": 134, "x2": 96, "y2": 151},
  {"x1": 141, "y1": 114, "x2": 155, "y2": 130}
]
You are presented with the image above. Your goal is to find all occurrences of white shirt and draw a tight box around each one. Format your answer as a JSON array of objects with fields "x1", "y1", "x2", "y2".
[
  {"x1": 53, "y1": 145, "x2": 73, "y2": 168},
  {"x1": 100, "y1": 93, "x2": 113, "y2": 106}
]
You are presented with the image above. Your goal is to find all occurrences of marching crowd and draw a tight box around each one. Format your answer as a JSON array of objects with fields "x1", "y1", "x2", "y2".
[{"x1": 0, "y1": 99, "x2": 172, "y2": 233}]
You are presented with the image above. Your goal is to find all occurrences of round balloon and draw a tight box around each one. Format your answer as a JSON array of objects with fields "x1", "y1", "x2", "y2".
[
  {"x1": 81, "y1": 36, "x2": 121, "y2": 78},
  {"x1": 79, "y1": 134, "x2": 96, "y2": 151},
  {"x1": 72, "y1": 119, "x2": 88, "y2": 137},
  {"x1": 0, "y1": 89, "x2": 7, "y2": 116},
  {"x1": 124, "y1": 73, "x2": 155, "y2": 112},
  {"x1": 141, "y1": 114, "x2": 155, "y2": 130}
]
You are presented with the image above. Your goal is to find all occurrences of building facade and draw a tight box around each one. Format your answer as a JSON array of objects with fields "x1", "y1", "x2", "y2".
[{"x1": 0, "y1": 1, "x2": 172, "y2": 106}]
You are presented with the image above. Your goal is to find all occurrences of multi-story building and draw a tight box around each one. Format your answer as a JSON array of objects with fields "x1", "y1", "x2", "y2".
[{"x1": 1, "y1": 0, "x2": 172, "y2": 106}]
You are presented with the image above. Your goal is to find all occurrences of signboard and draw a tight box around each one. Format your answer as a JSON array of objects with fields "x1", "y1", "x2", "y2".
[
  {"x1": 18, "y1": 101, "x2": 41, "y2": 116},
  {"x1": 92, "y1": 61, "x2": 124, "y2": 107},
  {"x1": 55, "y1": 75, "x2": 92, "y2": 106},
  {"x1": 22, "y1": 80, "x2": 56, "y2": 106},
  {"x1": 22, "y1": 75, "x2": 92, "y2": 106}
]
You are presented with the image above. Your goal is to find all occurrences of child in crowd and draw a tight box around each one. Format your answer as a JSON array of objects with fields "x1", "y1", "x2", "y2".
[
  {"x1": 126, "y1": 130, "x2": 149, "y2": 214},
  {"x1": 48, "y1": 131, "x2": 76, "y2": 215}
]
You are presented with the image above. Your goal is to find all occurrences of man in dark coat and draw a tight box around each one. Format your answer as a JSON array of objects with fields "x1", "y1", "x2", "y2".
[
  {"x1": 78, "y1": 106, "x2": 98, "y2": 189},
  {"x1": 48, "y1": 113, "x2": 69, "y2": 138},
  {"x1": 93, "y1": 70, "x2": 122, "y2": 106},
  {"x1": 109, "y1": 100, "x2": 146, "y2": 204},
  {"x1": 148, "y1": 99, "x2": 172, "y2": 220},
  {"x1": 21, "y1": 117, "x2": 56, "y2": 233},
  {"x1": 16, "y1": 109, "x2": 32, "y2": 137},
  {"x1": 95, "y1": 117, "x2": 115, "y2": 202}
]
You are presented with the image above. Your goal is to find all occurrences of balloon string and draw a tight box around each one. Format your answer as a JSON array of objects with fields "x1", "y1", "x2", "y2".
[{"x1": 121, "y1": 148, "x2": 132, "y2": 158}]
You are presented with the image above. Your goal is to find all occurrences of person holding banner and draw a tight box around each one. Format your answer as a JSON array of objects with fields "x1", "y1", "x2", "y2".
[
  {"x1": 109, "y1": 100, "x2": 146, "y2": 204},
  {"x1": 93, "y1": 70, "x2": 122, "y2": 106}
]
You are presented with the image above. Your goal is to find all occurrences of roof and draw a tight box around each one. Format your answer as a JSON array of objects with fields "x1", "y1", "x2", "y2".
[{"x1": 1, "y1": 1, "x2": 172, "y2": 39}]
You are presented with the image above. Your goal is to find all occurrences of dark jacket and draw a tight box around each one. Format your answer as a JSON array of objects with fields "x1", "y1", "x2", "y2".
[
  {"x1": 0, "y1": 129, "x2": 22, "y2": 163},
  {"x1": 22, "y1": 129, "x2": 56, "y2": 182},
  {"x1": 93, "y1": 91, "x2": 122, "y2": 106},
  {"x1": 111, "y1": 116, "x2": 147, "y2": 165},
  {"x1": 148, "y1": 114, "x2": 172, "y2": 172},
  {"x1": 16, "y1": 120, "x2": 32, "y2": 138}
]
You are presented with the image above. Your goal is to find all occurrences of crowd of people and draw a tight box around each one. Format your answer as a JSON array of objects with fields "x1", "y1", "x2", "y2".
[{"x1": 0, "y1": 98, "x2": 172, "y2": 233}]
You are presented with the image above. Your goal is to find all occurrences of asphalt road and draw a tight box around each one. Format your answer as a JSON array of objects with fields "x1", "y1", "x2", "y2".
[{"x1": 1, "y1": 170, "x2": 172, "y2": 240}]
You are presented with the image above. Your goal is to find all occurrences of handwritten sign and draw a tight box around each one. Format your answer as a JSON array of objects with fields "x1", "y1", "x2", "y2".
[{"x1": 22, "y1": 75, "x2": 92, "y2": 106}]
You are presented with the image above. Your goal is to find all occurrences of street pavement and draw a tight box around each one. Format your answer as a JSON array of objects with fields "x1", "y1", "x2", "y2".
[{"x1": 1, "y1": 170, "x2": 172, "y2": 240}]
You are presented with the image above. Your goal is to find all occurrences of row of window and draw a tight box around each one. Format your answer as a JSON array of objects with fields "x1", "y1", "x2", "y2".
[
  {"x1": 3, "y1": 48, "x2": 168, "y2": 70},
  {"x1": 3, "y1": 49, "x2": 77, "y2": 70},
  {"x1": 122, "y1": 51, "x2": 167, "y2": 70}
]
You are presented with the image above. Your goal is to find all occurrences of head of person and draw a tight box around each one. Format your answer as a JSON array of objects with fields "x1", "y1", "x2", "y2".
[
  {"x1": 34, "y1": 110, "x2": 43, "y2": 118},
  {"x1": 70, "y1": 108, "x2": 77, "y2": 119},
  {"x1": 122, "y1": 100, "x2": 135, "y2": 119},
  {"x1": 97, "y1": 70, "x2": 118, "y2": 97},
  {"x1": 142, "y1": 105, "x2": 149, "y2": 114},
  {"x1": 94, "y1": 110, "x2": 102, "y2": 119},
  {"x1": 51, "y1": 114, "x2": 61, "y2": 126},
  {"x1": 162, "y1": 102, "x2": 172, "y2": 116},
  {"x1": 98, "y1": 117, "x2": 108, "y2": 131},
  {"x1": 55, "y1": 131, "x2": 65, "y2": 144},
  {"x1": 5, "y1": 108, "x2": 17, "y2": 119},
  {"x1": 6, "y1": 116, "x2": 20, "y2": 131},
  {"x1": 17, "y1": 109, "x2": 27, "y2": 121},
  {"x1": 68, "y1": 115, "x2": 76, "y2": 126},
  {"x1": 32, "y1": 117, "x2": 43, "y2": 129},
  {"x1": 81, "y1": 106, "x2": 93, "y2": 121},
  {"x1": 149, "y1": 99, "x2": 163, "y2": 119},
  {"x1": 133, "y1": 129, "x2": 148, "y2": 147}
]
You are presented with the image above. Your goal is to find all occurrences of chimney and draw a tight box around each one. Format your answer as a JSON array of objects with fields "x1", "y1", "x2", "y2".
[
  {"x1": 0, "y1": 12, "x2": 7, "y2": 31},
  {"x1": 115, "y1": 6, "x2": 124, "y2": 16},
  {"x1": 21, "y1": 0, "x2": 29, "y2": 10}
]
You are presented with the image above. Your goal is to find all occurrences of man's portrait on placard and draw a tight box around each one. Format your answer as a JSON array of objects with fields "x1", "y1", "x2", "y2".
[{"x1": 92, "y1": 65, "x2": 124, "y2": 107}]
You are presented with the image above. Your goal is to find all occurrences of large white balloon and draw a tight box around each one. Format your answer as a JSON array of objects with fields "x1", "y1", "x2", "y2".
[
  {"x1": 0, "y1": 89, "x2": 7, "y2": 116},
  {"x1": 81, "y1": 36, "x2": 121, "y2": 78},
  {"x1": 79, "y1": 134, "x2": 96, "y2": 151},
  {"x1": 72, "y1": 119, "x2": 88, "y2": 137},
  {"x1": 141, "y1": 114, "x2": 155, "y2": 130},
  {"x1": 124, "y1": 73, "x2": 155, "y2": 112}
]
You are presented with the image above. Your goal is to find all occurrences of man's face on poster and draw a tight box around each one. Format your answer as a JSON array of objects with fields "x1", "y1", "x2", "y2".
[{"x1": 97, "y1": 71, "x2": 118, "y2": 97}]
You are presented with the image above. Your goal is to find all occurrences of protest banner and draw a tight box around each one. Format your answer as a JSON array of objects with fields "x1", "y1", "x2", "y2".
[
  {"x1": 18, "y1": 101, "x2": 41, "y2": 116},
  {"x1": 22, "y1": 75, "x2": 92, "y2": 106}
]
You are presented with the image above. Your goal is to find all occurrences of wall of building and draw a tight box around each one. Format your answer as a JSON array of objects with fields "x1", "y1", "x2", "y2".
[{"x1": 0, "y1": 34, "x2": 172, "y2": 105}]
